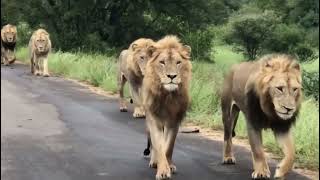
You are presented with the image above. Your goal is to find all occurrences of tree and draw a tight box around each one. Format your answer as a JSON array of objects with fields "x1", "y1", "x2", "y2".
[{"x1": 224, "y1": 10, "x2": 279, "y2": 60}]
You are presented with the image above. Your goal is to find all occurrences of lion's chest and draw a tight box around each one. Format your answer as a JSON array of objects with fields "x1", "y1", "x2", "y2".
[{"x1": 149, "y1": 93, "x2": 188, "y2": 122}]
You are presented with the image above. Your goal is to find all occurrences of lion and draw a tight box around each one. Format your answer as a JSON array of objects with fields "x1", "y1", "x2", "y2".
[
  {"x1": 1, "y1": 24, "x2": 17, "y2": 65},
  {"x1": 28, "y1": 28, "x2": 51, "y2": 77},
  {"x1": 221, "y1": 54, "x2": 302, "y2": 179},
  {"x1": 142, "y1": 35, "x2": 192, "y2": 180},
  {"x1": 117, "y1": 38, "x2": 155, "y2": 118}
]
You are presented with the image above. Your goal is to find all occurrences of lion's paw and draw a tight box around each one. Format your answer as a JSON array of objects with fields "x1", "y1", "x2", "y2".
[
  {"x1": 222, "y1": 156, "x2": 236, "y2": 164},
  {"x1": 251, "y1": 168, "x2": 271, "y2": 179},
  {"x1": 149, "y1": 161, "x2": 157, "y2": 169},
  {"x1": 156, "y1": 164, "x2": 171, "y2": 180},
  {"x1": 120, "y1": 106, "x2": 127, "y2": 112},
  {"x1": 169, "y1": 164, "x2": 177, "y2": 174},
  {"x1": 273, "y1": 166, "x2": 287, "y2": 180},
  {"x1": 133, "y1": 108, "x2": 145, "y2": 118},
  {"x1": 43, "y1": 73, "x2": 50, "y2": 77}
]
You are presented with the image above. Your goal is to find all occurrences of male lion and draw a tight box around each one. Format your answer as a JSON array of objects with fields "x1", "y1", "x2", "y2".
[
  {"x1": 221, "y1": 54, "x2": 302, "y2": 179},
  {"x1": 28, "y1": 28, "x2": 51, "y2": 77},
  {"x1": 118, "y1": 38, "x2": 155, "y2": 118},
  {"x1": 142, "y1": 35, "x2": 191, "y2": 180},
  {"x1": 1, "y1": 24, "x2": 17, "y2": 65}
]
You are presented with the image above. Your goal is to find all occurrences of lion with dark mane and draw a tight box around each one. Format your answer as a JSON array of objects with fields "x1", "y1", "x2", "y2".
[
  {"x1": 221, "y1": 54, "x2": 302, "y2": 179},
  {"x1": 142, "y1": 35, "x2": 192, "y2": 180},
  {"x1": 1, "y1": 24, "x2": 17, "y2": 65}
]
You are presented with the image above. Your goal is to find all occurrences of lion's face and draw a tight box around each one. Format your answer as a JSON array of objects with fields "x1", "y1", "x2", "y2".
[
  {"x1": 1, "y1": 25, "x2": 17, "y2": 43},
  {"x1": 268, "y1": 73, "x2": 301, "y2": 120},
  {"x1": 258, "y1": 56, "x2": 302, "y2": 120},
  {"x1": 34, "y1": 34, "x2": 49, "y2": 53},
  {"x1": 149, "y1": 45, "x2": 191, "y2": 92},
  {"x1": 132, "y1": 46, "x2": 150, "y2": 75}
]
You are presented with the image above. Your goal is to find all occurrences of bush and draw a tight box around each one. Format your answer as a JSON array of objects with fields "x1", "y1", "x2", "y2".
[
  {"x1": 293, "y1": 43, "x2": 318, "y2": 62},
  {"x1": 224, "y1": 10, "x2": 279, "y2": 60},
  {"x1": 265, "y1": 24, "x2": 303, "y2": 53},
  {"x1": 16, "y1": 22, "x2": 32, "y2": 47},
  {"x1": 302, "y1": 70, "x2": 319, "y2": 101},
  {"x1": 181, "y1": 28, "x2": 215, "y2": 61}
]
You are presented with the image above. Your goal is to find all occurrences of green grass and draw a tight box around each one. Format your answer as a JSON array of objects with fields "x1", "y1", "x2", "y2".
[{"x1": 16, "y1": 45, "x2": 319, "y2": 169}]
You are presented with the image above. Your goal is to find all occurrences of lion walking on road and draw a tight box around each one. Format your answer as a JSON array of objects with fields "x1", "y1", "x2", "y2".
[
  {"x1": 117, "y1": 38, "x2": 155, "y2": 118},
  {"x1": 1, "y1": 24, "x2": 17, "y2": 65},
  {"x1": 28, "y1": 28, "x2": 51, "y2": 77},
  {"x1": 221, "y1": 54, "x2": 302, "y2": 179},
  {"x1": 142, "y1": 35, "x2": 192, "y2": 180}
]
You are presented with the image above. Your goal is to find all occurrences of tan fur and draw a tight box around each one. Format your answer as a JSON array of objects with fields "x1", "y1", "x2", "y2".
[
  {"x1": 142, "y1": 35, "x2": 191, "y2": 180},
  {"x1": 117, "y1": 38, "x2": 155, "y2": 117},
  {"x1": 28, "y1": 29, "x2": 51, "y2": 77},
  {"x1": 1, "y1": 24, "x2": 17, "y2": 65},
  {"x1": 221, "y1": 54, "x2": 302, "y2": 179}
]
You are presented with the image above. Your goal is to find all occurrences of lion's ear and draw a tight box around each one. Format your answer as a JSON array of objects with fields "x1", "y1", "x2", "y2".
[
  {"x1": 290, "y1": 61, "x2": 300, "y2": 71},
  {"x1": 182, "y1": 45, "x2": 191, "y2": 59},
  {"x1": 1, "y1": 29, "x2": 5, "y2": 42},
  {"x1": 131, "y1": 43, "x2": 138, "y2": 51},
  {"x1": 147, "y1": 45, "x2": 156, "y2": 57}
]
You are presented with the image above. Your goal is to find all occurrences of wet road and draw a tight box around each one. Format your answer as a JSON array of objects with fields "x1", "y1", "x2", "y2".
[{"x1": 1, "y1": 64, "x2": 310, "y2": 180}]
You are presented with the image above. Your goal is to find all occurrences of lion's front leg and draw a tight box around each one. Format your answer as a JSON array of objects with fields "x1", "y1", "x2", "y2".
[
  {"x1": 43, "y1": 56, "x2": 50, "y2": 77},
  {"x1": 33, "y1": 56, "x2": 41, "y2": 76},
  {"x1": 247, "y1": 125, "x2": 270, "y2": 179},
  {"x1": 164, "y1": 125, "x2": 179, "y2": 174},
  {"x1": 130, "y1": 85, "x2": 145, "y2": 118},
  {"x1": 147, "y1": 115, "x2": 171, "y2": 180},
  {"x1": 274, "y1": 131, "x2": 294, "y2": 179}
]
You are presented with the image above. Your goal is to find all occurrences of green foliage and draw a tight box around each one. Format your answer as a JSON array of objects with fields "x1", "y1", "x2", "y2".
[
  {"x1": 302, "y1": 70, "x2": 319, "y2": 101},
  {"x1": 181, "y1": 28, "x2": 215, "y2": 61},
  {"x1": 16, "y1": 22, "x2": 33, "y2": 47},
  {"x1": 225, "y1": 10, "x2": 279, "y2": 60},
  {"x1": 265, "y1": 23, "x2": 303, "y2": 53}
]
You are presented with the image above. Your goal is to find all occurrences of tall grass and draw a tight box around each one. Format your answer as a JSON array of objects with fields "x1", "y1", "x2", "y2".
[{"x1": 15, "y1": 46, "x2": 319, "y2": 169}]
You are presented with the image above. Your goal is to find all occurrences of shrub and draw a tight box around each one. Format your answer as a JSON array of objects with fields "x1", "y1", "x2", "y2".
[
  {"x1": 181, "y1": 28, "x2": 215, "y2": 61},
  {"x1": 224, "y1": 10, "x2": 279, "y2": 60},
  {"x1": 302, "y1": 70, "x2": 319, "y2": 101},
  {"x1": 16, "y1": 22, "x2": 32, "y2": 47}
]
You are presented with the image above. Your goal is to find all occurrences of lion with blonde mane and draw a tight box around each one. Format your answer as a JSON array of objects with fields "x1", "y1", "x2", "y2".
[
  {"x1": 1, "y1": 24, "x2": 17, "y2": 65},
  {"x1": 221, "y1": 54, "x2": 302, "y2": 179},
  {"x1": 118, "y1": 38, "x2": 155, "y2": 118},
  {"x1": 28, "y1": 28, "x2": 51, "y2": 77},
  {"x1": 142, "y1": 35, "x2": 191, "y2": 180}
]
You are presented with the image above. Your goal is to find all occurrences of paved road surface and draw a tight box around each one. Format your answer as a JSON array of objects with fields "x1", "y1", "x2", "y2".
[{"x1": 1, "y1": 64, "x2": 310, "y2": 180}]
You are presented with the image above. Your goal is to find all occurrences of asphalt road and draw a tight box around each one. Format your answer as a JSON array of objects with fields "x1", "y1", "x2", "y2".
[{"x1": 1, "y1": 64, "x2": 310, "y2": 180}]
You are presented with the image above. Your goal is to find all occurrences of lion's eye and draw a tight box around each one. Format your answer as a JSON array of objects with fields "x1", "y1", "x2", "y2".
[
  {"x1": 276, "y1": 86, "x2": 283, "y2": 92},
  {"x1": 292, "y1": 88, "x2": 298, "y2": 93},
  {"x1": 177, "y1": 61, "x2": 181, "y2": 65},
  {"x1": 160, "y1": 60, "x2": 165, "y2": 65}
]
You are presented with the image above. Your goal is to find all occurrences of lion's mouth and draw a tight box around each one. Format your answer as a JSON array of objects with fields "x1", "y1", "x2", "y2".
[
  {"x1": 163, "y1": 83, "x2": 178, "y2": 91},
  {"x1": 276, "y1": 111, "x2": 293, "y2": 120}
]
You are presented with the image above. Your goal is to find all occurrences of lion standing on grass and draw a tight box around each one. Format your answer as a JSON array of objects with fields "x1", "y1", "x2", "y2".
[
  {"x1": 28, "y1": 28, "x2": 51, "y2": 77},
  {"x1": 1, "y1": 24, "x2": 17, "y2": 65},
  {"x1": 142, "y1": 35, "x2": 192, "y2": 180},
  {"x1": 118, "y1": 38, "x2": 155, "y2": 118},
  {"x1": 221, "y1": 54, "x2": 302, "y2": 179}
]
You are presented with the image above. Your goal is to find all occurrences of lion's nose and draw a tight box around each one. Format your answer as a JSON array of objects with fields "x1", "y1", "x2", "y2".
[
  {"x1": 283, "y1": 106, "x2": 294, "y2": 112},
  {"x1": 167, "y1": 74, "x2": 177, "y2": 80},
  {"x1": 140, "y1": 56, "x2": 145, "y2": 60}
]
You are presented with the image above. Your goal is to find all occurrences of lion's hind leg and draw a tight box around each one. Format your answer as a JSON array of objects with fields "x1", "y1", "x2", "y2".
[{"x1": 221, "y1": 91, "x2": 240, "y2": 164}]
